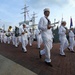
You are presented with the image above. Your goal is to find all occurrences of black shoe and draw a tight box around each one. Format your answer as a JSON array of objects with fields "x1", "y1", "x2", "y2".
[
  {"x1": 70, "y1": 51, "x2": 75, "y2": 53},
  {"x1": 39, "y1": 51, "x2": 42, "y2": 58},
  {"x1": 30, "y1": 45, "x2": 32, "y2": 47},
  {"x1": 22, "y1": 48, "x2": 27, "y2": 53},
  {"x1": 60, "y1": 54, "x2": 66, "y2": 57},
  {"x1": 38, "y1": 48, "x2": 40, "y2": 49},
  {"x1": 45, "y1": 61, "x2": 53, "y2": 67},
  {"x1": 24, "y1": 51, "x2": 27, "y2": 53}
]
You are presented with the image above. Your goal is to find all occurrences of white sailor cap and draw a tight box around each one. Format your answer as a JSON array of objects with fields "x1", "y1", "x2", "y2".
[{"x1": 44, "y1": 8, "x2": 50, "y2": 12}]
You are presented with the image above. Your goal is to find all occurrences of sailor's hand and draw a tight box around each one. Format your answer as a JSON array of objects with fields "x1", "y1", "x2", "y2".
[
  {"x1": 47, "y1": 25, "x2": 52, "y2": 29},
  {"x1": 66, "y1": 30, "x2": 69, "y2": 34},
  {"x1": 22, "y1": 32, "x2": 25, "y2": 35}
]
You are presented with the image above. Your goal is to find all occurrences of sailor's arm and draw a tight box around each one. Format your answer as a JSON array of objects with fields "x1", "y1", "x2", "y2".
[
  {"x1": 58, "y1": 28, "x2": 66, "y2": 35},
  {"x1": 38, "y1": 17, "x2": 47, "y2": 31}
]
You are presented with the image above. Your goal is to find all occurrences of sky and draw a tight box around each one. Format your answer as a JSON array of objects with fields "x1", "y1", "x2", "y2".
[{"x1": 0, "y1": 0, "x2": 75, "y2": 30}]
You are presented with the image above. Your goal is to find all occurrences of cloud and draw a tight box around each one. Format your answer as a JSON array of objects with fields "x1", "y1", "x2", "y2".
[
  {"x1": 68, "y1": 0, "x2": 75, "y2": 7},
  {"x1": 27, "y1": 0, "x2": 69, "y2": 9}
]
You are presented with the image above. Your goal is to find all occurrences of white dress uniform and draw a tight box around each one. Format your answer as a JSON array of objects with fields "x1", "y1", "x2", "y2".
[
  {"x1": 36, "y1": 29, "x2": 43, "y2": 49},
  {"x1": 14, "y1": 36, "x2": 19, "y2": 47},
  {"x1": 3, "y1": 32, "x2": 7, "y2": 43},
  {"x1": 0, "y1": 32, "x2": 4, "y2": 43},
  {"x1": 11, "y1": 29, "x2": 15, "y2": 45},
  {"x1": 14, "y1": 28, "x2": 19, "y2": 47},
  {"x1": 6, "y1": 31, "x2": 11, "y2": 44},
  {"x1": 18, "y1": 28, "x2": 21, "y2": 43},
  {"x1": 28, "y1": 30, "x2": 34, "y2": 46},
  {"x1": 58, "y1": 25, "x2": 69, "y2": 55},
  {"x1": 69, "y1": 30, "x2": 75, "y2": 51},
  {"x1": 12, "y1": 32, "x2": 15, "y2": 45},
  {"x1": 38, "y1": 16, "x2": 53, "y2": 63},
  {"x1": 21, "y1": 28, "x2": 28, "y2": 52}
]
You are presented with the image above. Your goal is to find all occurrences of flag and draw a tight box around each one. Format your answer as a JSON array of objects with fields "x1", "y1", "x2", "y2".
[{"x1": 70, "y1": 17, "x2": 73, "y2": 28}]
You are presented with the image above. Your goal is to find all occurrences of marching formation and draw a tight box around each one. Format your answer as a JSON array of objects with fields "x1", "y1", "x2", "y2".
[
  {"x1": 0, "y1": 24, "x2": 43, "y2": 53},
  {"x1": 0, "y1": 8, "x2": 75, "y2": 67}
]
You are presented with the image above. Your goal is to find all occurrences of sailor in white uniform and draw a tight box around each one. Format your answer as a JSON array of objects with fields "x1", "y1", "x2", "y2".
[
  {"x1": 38, "y1": 8, "x2": 53, "y2": 67},
  {"x1": 68, "y1": 27, "x2": 75, "y2": 53},
  {"x1": 3, "y1": 31, "x2": 7, "y2": 43},
  {"x1": 6, "y1": 30, "x2": 11, "y2": 44},
  {"x1": 14, "y1": 26, "x2": 19, "y2": 47},
  {"x1": 11, "y1": 29, "x2": 15, "y2": 45},
  {"x1": 36, "y1": 29, "x2": 43, "y2": 49},
  {"x1": 0, "y1": 31, "x2": 4, "y2": 43},
  {"x1": 18, "y1": 28, "x2": 21, "y2": 43},
  {"x1": 28, "y1": 29, "x2": 34, "y2": 46},
  {"x1": 21, "y1": 24, "x2": 28, "y2": 53},
  {"x1": 58, "y1": 21, "x2": 69, "y2": 56}
]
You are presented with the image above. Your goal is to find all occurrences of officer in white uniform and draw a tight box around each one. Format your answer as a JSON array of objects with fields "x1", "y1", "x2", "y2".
[
  {"x1": 68, "y1": 27, "x2": 75, "y2": 53},
  {"x1": 36, "y1": 29, "x2": 43, "y2": 49},
  {"x1": 38, "y1": 8, "x2": 53, "y2": 67},
  {"x1": 58, "y1": 21, "x2": 69, "y2": 56},
  {"x1": 21, "y1": 24, "x2": 28, "y2": 53}
]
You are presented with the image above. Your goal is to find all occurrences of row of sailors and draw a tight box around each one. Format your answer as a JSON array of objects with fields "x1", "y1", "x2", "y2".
[
  {"x1": 0, "y1": 22, "x2": 75, "y2": 67},
  {"x1": 59, "y1": 22, "x2": 75, "y2": 55},
  {"x1": 0, "y1": 25, "x2": 43, "y2": 53},
  {"x1": 38, "y1": 8, "x2": 75, "y2": 67},
  {"x1": 0, "y1": 23, "x2": 75, "y2": 53}
]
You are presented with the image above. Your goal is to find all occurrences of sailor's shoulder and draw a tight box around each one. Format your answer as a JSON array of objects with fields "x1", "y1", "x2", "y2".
[{"x1": 40, "y1": 17, "x2": 45, "y2": 20}]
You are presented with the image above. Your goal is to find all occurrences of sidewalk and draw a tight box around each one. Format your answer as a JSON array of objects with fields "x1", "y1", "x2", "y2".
[{"x1": 0, "y1": 55, "x2": 37, "y2": 75}]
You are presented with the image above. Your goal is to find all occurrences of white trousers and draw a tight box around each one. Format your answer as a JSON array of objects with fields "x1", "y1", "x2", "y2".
[
  {"x1": 40, "y1": 40, "x2": 52, "y2": 63},
  {"x1": 7, "y1": 37, "x2": 11, "y2": 44},
  {"x1": 59, "y1": 37, "x2": 69, "y2": 55},
  {"x1": 69, "y1": 38, "x2": 75, "y2": 51},
  {"x1": 15, "y1": 37, "x2": 19, "y2": 47},
  {"x1": 3, "y1": 36, "x2": 7, "y2": 43},
  {"x1": 37, "y1": 36, "x2": 42, "y2": 48},
  {"x1": 18, "y1": 36, "x2": 21, "y2": 43},
  {"x1": 29, "y1": 36, "x2": 33, "y2": 46},
  {"x1": 12, "y1": 36, "x2": 15, "y2": 45},
  {"x1": 21, "y1": 39, "x2": 28, "y2": 52},
  {"x1": 1, "y1": 36, "x2": 3, "y2": 43}
]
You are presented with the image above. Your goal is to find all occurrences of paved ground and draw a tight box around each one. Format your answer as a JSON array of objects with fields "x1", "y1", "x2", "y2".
[
  {"x1": 0, "y1": 41, "x2": 75, "y2": 75},
  {"x1": 0, "y1": 55, "x2": 37, "y2": 75}
]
